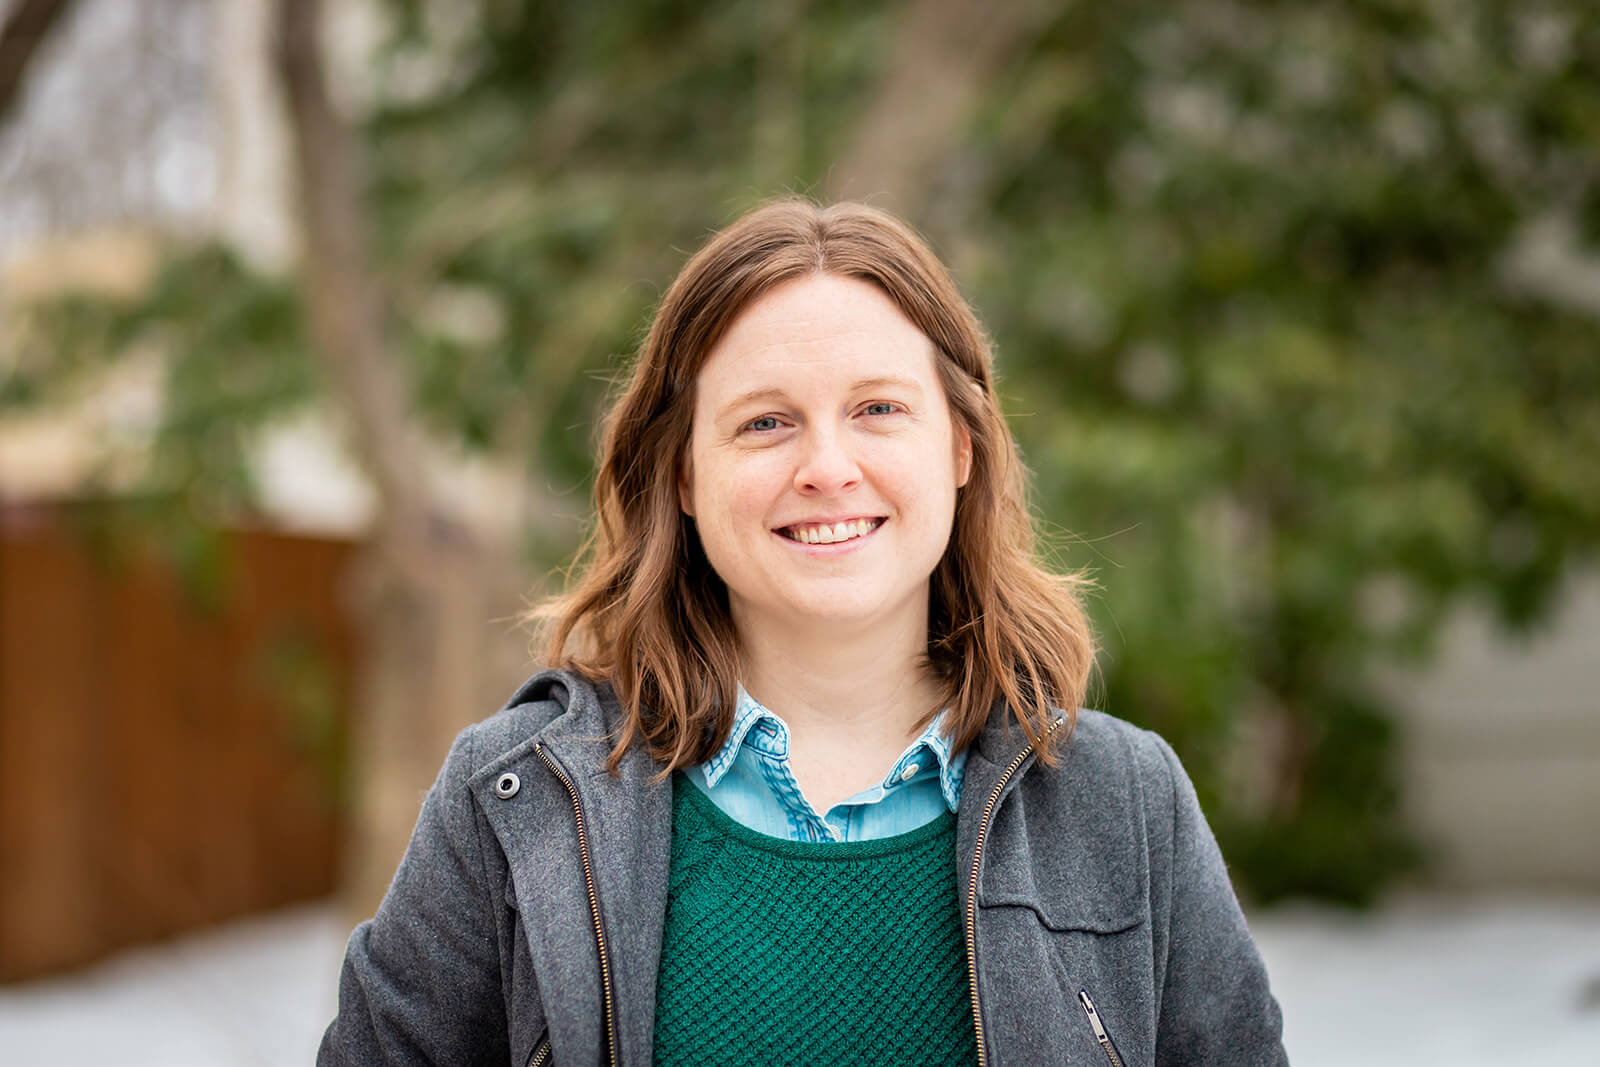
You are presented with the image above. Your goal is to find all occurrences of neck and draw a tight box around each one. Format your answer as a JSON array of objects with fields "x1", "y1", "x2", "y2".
[{"x1": 730, "y1": 599, "x2": 945, "y2": 810}]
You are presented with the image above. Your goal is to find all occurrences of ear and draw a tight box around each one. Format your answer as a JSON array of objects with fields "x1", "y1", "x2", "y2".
[
  {"x1": 954, "y1": 423, "x2": 973, "y2": 489},
  {"x1": 677, "y1": 459, "x2": 695, "y2": 516}
]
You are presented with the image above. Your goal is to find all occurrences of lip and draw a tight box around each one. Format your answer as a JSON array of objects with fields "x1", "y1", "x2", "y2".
[
  {"x1": 772, "y1": 514, "x2": 885, "y2": 530},
  {"x1": 771, "y1": 515, "x2": 887, "y2": 552}
]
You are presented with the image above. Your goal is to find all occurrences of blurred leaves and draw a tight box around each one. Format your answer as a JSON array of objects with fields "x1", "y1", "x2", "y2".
[
  {"x1": 253, "y1": 624, "x2": 349, "y2": 812},
  {"x1": 980, "y1": 0, "x2": 1600, "y2": 903},
  {"x1": 7, "y1": 246, "x2": 314, "y2": 517},
  {"x1": 8, "y1": 0, "x2": 1600, "y2": 904}
]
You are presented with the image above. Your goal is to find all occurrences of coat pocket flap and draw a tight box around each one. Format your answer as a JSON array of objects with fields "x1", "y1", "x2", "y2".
[{"x1": 978, "y1": 886, "x2": 1144, "y2": 934}]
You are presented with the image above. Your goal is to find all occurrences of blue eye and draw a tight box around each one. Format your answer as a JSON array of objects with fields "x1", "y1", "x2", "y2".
[
  {"x1": 745, "y1": 416, "x2": 781, "y2": 432},
  {"x1": 863, "y1": 402, "x2": 899, "y2": 416}
]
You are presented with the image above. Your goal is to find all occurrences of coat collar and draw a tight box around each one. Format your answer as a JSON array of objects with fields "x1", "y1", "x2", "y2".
[
  {"x1": 955, "y1": 699, "x2": 1071, "y2": 907},
  {"x1": 470, "y1": 671, "x2": 671, "y2": 1066},
  {"x1": 532, "y1": 674, "x2": 673, "y2": 1065}
]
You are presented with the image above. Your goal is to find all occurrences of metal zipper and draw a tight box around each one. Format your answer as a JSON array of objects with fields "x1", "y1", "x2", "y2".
[
  {"x1": 964, "y1": 718, "x2": 1063, "y2": 1067},
  {"x1": 526, "y1": 1034, "x2": 552, "y2": 1067},
  {"x1": 536, "y1": 744, "x2": 619, "y2": 1066},
  {"x1": 1078, "y1": 989, "x2": 1126, "y2": 1067}
]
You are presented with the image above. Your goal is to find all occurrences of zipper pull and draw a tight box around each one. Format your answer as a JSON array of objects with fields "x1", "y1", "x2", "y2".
[{"x1": 1078, "y1": 989, "x2": 1126, "y2": 1067}]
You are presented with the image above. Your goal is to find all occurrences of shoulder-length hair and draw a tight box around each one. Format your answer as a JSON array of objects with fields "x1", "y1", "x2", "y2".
[{"x1": 536, "y1": 199, "x2": 1095, "y2": 772}]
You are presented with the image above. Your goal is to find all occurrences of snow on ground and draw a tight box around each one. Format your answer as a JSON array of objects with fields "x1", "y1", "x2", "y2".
[
  {"x1": 0, "y1": 905, "x2": 345, "y2": 1067},
  {"x1": 1250, "y1": 893, "x2": 1600, "y2": 1066},
  {"x1": 1, "y1": 893, "x2": 1597, "y2": 1065}
]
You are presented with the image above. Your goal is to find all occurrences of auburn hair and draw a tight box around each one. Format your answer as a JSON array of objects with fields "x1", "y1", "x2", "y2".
[{"x1": 535, "y1": 199, "x2": 1095, "y2": 772}]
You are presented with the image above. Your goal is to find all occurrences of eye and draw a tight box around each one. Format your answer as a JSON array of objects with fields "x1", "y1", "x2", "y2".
[
  {"x1": 862, "y1": 401, "x2": 901, "y2": 417},
  {"x1": 743, "y1": 415, "x2": 782, "y2": 433}
]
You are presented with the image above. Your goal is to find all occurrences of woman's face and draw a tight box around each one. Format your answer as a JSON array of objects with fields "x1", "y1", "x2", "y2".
[{"x1": 680, "y1": 273, "x2": 971, "y2": 643}]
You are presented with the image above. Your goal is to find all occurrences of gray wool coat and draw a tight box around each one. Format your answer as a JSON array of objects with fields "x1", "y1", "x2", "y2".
[{"x1": 319, "y1": 669, "x2": 1287, "y2": 1066}]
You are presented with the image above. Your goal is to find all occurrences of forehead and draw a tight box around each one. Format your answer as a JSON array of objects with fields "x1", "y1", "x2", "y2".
[{"x1": 696, "y1": 273, "x2": 938, "y2": 397}]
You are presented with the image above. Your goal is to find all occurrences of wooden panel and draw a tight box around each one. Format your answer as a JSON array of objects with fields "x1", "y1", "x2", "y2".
[
  {"x1": 0, "y1": 522, "x2": 107, "y2": 978},
  {"x1": 0, "y1": 510, "x2": 358, "y2": 982}
]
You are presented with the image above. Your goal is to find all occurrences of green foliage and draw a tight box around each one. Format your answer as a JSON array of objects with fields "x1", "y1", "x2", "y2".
[
  {"x1": 972, "y1": 0, "x2": 1600, "y2": 902},
  {"x1": 8, "y1": 246, "x2": 316, "y2": 520},
  {"x1": 56, "y1": 492, "x2": 238, "y2": 616},
  {"x1": 11, "y1": 0, "x2": 1600, "y2": 903},
  {"x1": 253, "y1": 624, "x2": 350, "y2": 813}
]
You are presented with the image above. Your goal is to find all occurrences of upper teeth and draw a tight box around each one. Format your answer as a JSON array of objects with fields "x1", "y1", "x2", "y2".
[{"x1": 787, "y1": 519, "x2": 879, "y2": 544}]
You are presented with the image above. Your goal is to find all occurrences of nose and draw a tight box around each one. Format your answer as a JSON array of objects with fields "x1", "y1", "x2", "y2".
[{"x1": 793, "y1": 426, "x2": 862, "y2": 495}]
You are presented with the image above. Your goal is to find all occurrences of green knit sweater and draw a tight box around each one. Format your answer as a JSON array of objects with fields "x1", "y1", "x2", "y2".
[{"x1": 652, "y1": 772, "x2": 979, "y2": 1066}]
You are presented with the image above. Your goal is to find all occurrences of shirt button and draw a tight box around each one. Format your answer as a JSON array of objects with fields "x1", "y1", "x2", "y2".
[{"x1": 899, "y1": 762, "x2": 920, "y2": 783}]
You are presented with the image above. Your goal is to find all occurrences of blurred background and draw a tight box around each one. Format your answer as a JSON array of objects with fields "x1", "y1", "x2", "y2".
[{"x1": 0, "y1": 0, "x2": 1597, "y2": 1062}]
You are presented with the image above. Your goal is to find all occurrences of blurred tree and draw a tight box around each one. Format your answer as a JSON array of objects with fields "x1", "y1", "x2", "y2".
[
  {"x1": 272, "y1": 0, "x2": 535, "y2": 917},
  {"x1": 970, "y1": 0, "x2": 1600, "y2": 902},
  {"x1": 5, "y1": 0, "x2": 1598, "y2": 905},
  {"x1": 0, "y1": 0, "x2": 75, "y2": 120},
  {"x1": 826, "y1": 0, "x2": 1054, "y2": 211}
]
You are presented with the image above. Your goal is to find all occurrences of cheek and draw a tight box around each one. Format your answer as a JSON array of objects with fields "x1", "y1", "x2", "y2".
[
  {"x1": 694, "y1": 455, "x2": 785, "y2": 534},
  {"x1": 726, "y1": 480, "x2": 773, "y2": 527},
  {"x1": 876, "y1": 436, "x2": 957, "y2": 500}
]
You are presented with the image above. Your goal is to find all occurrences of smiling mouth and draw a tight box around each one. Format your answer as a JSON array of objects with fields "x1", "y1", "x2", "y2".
[{"x1": 776, "y1": 517, "x2": 886, "y2": 545}]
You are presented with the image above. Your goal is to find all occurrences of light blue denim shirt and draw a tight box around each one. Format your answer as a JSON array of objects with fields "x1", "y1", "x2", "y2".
[{"x1": 683, "y1": 686, "x2": 967, "y2": 842}]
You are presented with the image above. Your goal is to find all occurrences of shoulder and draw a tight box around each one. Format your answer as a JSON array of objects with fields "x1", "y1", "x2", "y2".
[
  {"x1": 439, "y1": 667, "x2": 620, "y2": 785},
  {"x1": 975, "y1": 708, "x2": 1191, "y2": 936},
  {"x1": 1056, "y1": 708, "x2": 1185, "y2": 798},
  {"x1": 1014, "y1": 708, "x2": 1196, "y2": 862},
  {"x1": 1041, "y1": 708, "x2": 1215, "y2": 880}
]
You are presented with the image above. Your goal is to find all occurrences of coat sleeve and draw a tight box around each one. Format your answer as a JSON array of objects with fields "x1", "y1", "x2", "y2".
[
  {"x1": 318, "y1": 725, "x2": 511, "y2": 1067},
  {"x1": 1147, "y1": 733, "x2": 1288, "y2": 1066}
]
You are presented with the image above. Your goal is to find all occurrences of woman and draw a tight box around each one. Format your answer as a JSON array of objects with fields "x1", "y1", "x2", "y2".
[{"x1": 319, "y1": 200, "x2": 1287, "y2": 1066}]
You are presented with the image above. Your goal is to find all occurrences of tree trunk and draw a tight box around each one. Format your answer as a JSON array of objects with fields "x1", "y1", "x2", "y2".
[
  {"x1": 0, "y1": 0, "x2": 75, "y2": 125},
  {"x1": 272, "y1": 0, "x2": 528, "y2": 921},
  {"x1": 825, "y1": 0, "x2": 1051, "y2": 219}
]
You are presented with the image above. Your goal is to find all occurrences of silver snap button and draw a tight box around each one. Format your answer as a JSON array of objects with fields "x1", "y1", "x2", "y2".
[
  {"x1": 899, "y1": 762, "x2": 920, "y2": 783},
  {"x1": 494, "y1": 772, "x2": 520, "y2": 799}
]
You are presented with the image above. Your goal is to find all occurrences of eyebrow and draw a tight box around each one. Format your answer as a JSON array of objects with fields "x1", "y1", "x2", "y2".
[
  {"x1": 851, "y1": 375, "x2": 926, "y2": 396},
  {"x1": 715, "y1": 376, "x2": 927, "y2": 419},
  {"x1": 717, "y1": 387, "x2": 788, "y2": 417}
]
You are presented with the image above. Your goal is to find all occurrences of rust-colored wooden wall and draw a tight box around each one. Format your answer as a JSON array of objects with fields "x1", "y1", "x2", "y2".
[{"x1": 0, "y1": 507, "x2": 360, "y2": 982}]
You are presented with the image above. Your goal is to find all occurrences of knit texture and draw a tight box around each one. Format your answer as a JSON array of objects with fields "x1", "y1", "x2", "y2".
[{"x1": 653, "y1": 772, "x2": 979, "y2": 1066}]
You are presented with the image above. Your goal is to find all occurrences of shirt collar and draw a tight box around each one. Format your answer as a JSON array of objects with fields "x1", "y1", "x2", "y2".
[
  {"x1": 698, "y1": 685, "x2": 966, "y2": 812},
  {"x1": 892, "y1": 711, "x2": 967, "y2": 812},
  {"x1": 700, "y1": 685, "x2": 784, "y2": 786}
]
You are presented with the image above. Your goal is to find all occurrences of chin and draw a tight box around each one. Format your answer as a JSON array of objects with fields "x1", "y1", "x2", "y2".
[{"x1": 781, "y1": 588, "x2": 919, "y2": 631}]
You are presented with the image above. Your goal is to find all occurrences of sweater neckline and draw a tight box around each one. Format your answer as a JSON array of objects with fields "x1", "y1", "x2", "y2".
[{"x1": 672, "y1": 771, "x2": 955, "y2": 861}]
